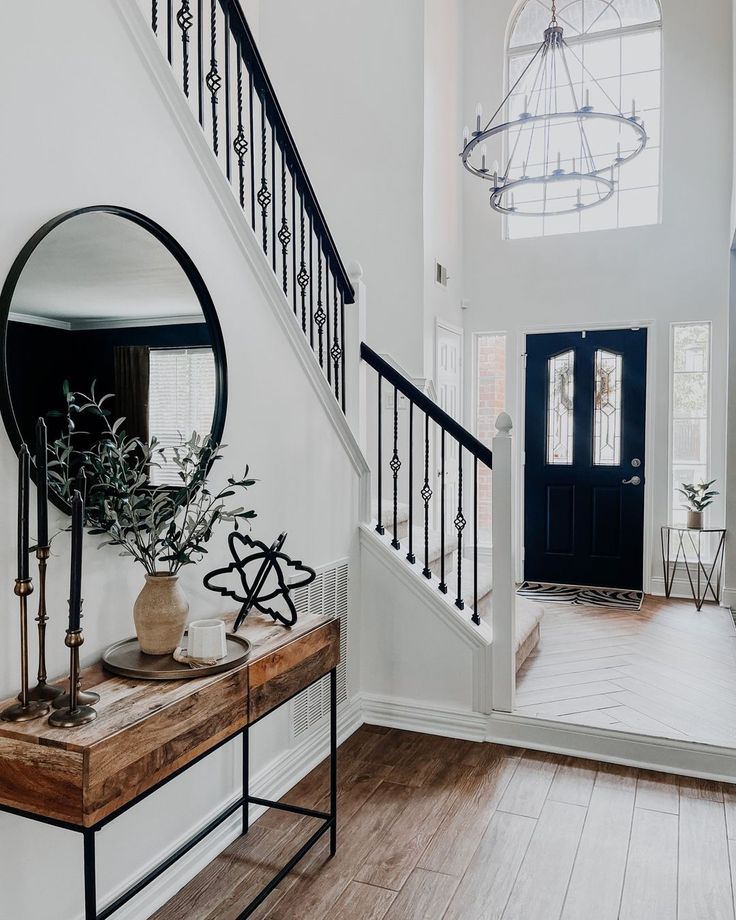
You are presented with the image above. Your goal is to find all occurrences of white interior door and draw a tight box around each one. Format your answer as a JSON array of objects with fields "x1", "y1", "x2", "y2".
[{"x1": 436, "y1": 322, "x2": 464, "y2": 530}]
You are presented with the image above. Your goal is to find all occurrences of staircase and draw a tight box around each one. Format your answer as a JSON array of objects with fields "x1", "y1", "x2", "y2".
[
  {"x1": 142, "y1": 0, "x2": 354, "y2": 409},
  {"x1": 363, "y1": 345, "x2": 543, "y2": 689}
]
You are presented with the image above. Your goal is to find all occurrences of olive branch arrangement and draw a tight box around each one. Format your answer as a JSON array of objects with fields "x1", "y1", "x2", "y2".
[{"x1": 46, "y1": 383, "x2": 255, "y2": 575}]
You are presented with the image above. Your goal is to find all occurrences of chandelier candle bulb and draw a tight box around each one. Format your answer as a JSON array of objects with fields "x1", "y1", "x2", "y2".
[
  {"x1": 475, "y1": 103, "x2": 482, "y2": 132},
  {"x1": 481, "y1": 145, "x2": 487, "y2": 171},
  {"x1": 631, "y1": 98, "x2": 636, "y2": 118},
  {"x1": 585, "y1": 88, "x2": 590, "y2": 108},
  {"x1": 462, "y1": 125, "x2": 469, "y2": 146}
]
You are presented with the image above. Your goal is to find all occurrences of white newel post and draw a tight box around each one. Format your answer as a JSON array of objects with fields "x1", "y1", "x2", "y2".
[
  {"x1": 345, "y1": 261, "x2": 367, "y2": 457},
  {"x1": 491, "y1": 411, "x2": 515, "y2": 713}
]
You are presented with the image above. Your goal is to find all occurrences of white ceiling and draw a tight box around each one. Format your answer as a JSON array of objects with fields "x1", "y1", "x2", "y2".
[{"x1": 10, "y1": 212, "x2": 204, "y2": 328}]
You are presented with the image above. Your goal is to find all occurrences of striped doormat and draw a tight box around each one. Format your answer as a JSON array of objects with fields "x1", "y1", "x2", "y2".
[{"x1": 517, "y1": 581, "x2": 644, "y2": 611}]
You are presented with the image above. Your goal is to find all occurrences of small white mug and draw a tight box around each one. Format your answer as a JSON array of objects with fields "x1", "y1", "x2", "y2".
[{"x1": 187, "y1": 619, "x2": 228, "y2": 661}]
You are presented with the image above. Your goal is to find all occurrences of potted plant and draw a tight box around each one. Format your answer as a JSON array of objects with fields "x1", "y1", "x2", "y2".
[
  {"x1": 48, "y1": 386, "x2": 255, "y2": 655},
  {"x1": 678, "y1": 479, "x2": 718, "y2": 530}
]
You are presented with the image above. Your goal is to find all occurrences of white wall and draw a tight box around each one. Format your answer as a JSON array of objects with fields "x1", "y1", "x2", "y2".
[
  {"x1": 258, "y1": 0, "x2": 427, "y2": 376},
  {"x1": 461, "y1": 0, "x2": 733, "y2": 589},
  {"x1": 0, "y1": 3, "x2": 362, "y2": 917},
  {"x1": 423, "y1": 0, "x2": 466, "y2": 376}
]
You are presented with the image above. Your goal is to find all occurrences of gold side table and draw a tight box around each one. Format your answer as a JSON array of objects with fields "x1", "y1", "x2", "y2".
[{"x1": 660, "y1": 525, "x2": 726, "y2": 611}]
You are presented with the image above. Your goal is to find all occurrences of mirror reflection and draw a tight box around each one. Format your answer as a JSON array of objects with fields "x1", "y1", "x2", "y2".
[{"x1": 3, "y1": 210, "x2": 224, "y2": 501}]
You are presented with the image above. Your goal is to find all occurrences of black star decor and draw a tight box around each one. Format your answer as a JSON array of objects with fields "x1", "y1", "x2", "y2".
[{"x1": 203, "y1": 531, "x2": 316, "y2": 631}]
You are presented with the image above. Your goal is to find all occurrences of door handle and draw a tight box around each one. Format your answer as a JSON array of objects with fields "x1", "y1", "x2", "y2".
[{"x1": 622, "y1": 476, "x2": 641, "y2": 486}]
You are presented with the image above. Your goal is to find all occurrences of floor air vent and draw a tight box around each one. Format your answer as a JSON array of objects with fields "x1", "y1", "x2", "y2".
[{"x1": 291, "y1": 560, "x2": 349, "y2": 738}]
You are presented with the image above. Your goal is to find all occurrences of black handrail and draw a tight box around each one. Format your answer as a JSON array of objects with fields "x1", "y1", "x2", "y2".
[
  {"x1": 361, "y1": 343, "x2": 493, "y2": 469},
  {"x1": 222, "y1": 0, "x2": 354, "y2": 304}
]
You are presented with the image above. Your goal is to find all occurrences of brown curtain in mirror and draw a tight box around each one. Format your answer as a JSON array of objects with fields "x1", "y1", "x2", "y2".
[{"x1": 113, "y1": 346, "x2": 150, "y2": 443}]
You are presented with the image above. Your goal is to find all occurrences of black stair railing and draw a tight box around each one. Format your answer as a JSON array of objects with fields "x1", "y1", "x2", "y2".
[
  {"x1": 362, "y1": 343, "x2": 493, "y2": 626},
  {"x1": 150, "y1": 0, "x2": 353, "y2": 411}
]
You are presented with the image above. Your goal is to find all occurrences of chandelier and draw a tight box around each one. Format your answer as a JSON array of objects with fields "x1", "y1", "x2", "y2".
[{"x1": 461, "y1": 0, "x2": 647, "y2": 217}]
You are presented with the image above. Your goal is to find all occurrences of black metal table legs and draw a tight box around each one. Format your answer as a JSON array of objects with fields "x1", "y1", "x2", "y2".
[{"x1": 14, "y1": 667, "x2": 339, "y2": 920}]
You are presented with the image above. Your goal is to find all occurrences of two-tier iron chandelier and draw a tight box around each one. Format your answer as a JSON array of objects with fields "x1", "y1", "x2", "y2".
[{"x1": 461, "y1": 0, "x2": 648, "y2": 217}]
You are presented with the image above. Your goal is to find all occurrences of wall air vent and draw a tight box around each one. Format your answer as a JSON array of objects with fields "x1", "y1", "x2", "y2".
[{"x1": 291, "y1": 559, "x2": 349, "y2": 738}]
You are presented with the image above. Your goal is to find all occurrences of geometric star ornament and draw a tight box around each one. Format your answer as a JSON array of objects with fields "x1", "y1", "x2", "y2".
[{"x1": 203, "y1": 531, "x2": 316, "y2": 631}]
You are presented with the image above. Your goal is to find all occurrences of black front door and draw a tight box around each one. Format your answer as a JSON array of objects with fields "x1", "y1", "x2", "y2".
[{"x1": 524, "y1": 328, "x2": 647, "y2": 590}]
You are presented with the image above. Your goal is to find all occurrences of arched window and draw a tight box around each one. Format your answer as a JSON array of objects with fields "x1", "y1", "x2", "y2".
[{"x1": 506, "y1": 0, "x2": 662, "y2": 239}]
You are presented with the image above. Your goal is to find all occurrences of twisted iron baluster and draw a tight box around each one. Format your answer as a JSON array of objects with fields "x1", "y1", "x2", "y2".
[
  {"x1": 331, "y1": 283, "x2": 342, "y2": 400},
  {"x1": 315, "y1": 250, "x2": 325, "y2": 366},
  {"x1": 298, "y1": 199, "x2": 310, "y2": 332},
  {"x1": 422, "y1": 415, "x2": 432, "y2": 578},
  {"x1": 256, "y1": 100, "x2": 271, "y2": 254},
  {"x1": 277, "y1": 152, "x2": 290, "y2": 296},
  {"x1": 152, "y1": 0, "x2": 158, "y2": 33},
  {"x1": 390, "y1": 386, "x2": 401, "y2": 550},
  {"x1": 177, "y1": 1, "x2": 193, "y2": 96},
  {"x1": 455, "y1": 449, "x2": 466, "y2": 610},
  {"x1": 205, "y1": 0, "x2": 221, "y2": 154},
  {"x1": 233, "y1": 55, "x2": 248, "y2": 209}
]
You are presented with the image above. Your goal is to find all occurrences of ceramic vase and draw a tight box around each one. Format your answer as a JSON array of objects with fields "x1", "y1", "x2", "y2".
[{"x1": 133, "y1": 573, "x2": 189, "y2": 655}]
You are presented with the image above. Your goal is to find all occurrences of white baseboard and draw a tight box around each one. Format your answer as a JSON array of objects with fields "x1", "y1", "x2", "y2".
[
  {"x1": 487, "y1": 711, "x2": 736, "y2": 783},
  {"x1": 361, "y1": 692, "x2": 487, "y2": 741},
  {"x1": 100, "y1": 696, "x2": 363, "y2": 920},
  {"x1": 650, "y1": 574, "x2": 727, "y2": 606}
]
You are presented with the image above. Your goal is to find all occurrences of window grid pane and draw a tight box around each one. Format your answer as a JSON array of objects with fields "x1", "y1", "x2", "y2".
[{"x1": 547, "y1": 350, "x2": 575, "y2": 465}]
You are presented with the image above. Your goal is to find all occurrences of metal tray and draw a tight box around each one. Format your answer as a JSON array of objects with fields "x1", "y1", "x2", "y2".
[{"x1": 102, "y1": 632, "x2": 251, "y2": 680}]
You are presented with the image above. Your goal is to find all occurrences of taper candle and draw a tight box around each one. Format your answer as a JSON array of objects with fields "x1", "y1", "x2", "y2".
[
  {"x1": 69, "y1": 489, "x2": 84, "y2": 632},
  {"x1": 18, "y1": 445, "x2": 30, "y2": 580},
  {"x1": 35, "y1": 418, "x2": 49, "y2": 548}
]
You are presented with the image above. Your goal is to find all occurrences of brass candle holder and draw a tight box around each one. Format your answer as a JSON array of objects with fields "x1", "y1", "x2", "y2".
[
  {"x1": 1, "y1": 579, "x2": 51, "y2": 722},
  {"x1": 48, "y1": 626, "x2": 97, "y2": 728},
  {"x1": 26, "y1": 546, "x2": 64, "y2": 703}
]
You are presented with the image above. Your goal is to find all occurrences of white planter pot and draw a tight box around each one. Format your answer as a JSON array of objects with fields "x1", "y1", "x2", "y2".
[{"x1": 687, "y1": 510, "x2": 704, "y2": 530}]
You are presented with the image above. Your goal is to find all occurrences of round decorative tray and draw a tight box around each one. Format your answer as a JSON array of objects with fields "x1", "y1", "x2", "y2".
[{"x1": 102, "y1": 632, "x2": 251, "y2": 680}]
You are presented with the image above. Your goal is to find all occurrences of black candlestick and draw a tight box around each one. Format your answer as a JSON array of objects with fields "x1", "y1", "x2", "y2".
[
  {"x1": 35, "y1": 418, "x2": 49, "y2": 549},
  {"x1": 26, "y1": 546, "x2": 63, "y2": 703},
  {"x1": 2, "y1": 578, "x2": 49, "y2": 723},
  {"x1": 48, "y1": 625, "x2": 96, "y2": 729},
  {"x1": 18, "y1": 445, "x2": 30, "y2": 581}
]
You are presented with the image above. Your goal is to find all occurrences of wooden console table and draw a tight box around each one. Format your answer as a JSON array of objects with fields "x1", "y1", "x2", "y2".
[{"x1": 0, "y1": 611, "x2": 340, "y2": 920}]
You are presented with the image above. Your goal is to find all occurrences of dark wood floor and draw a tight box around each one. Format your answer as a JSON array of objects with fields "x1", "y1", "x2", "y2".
[{"x1": 155, "y1": 725, "x2": 736, "y2": 920}]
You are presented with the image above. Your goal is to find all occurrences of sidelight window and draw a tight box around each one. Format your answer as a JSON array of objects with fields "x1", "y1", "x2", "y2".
[
  {"x1": 547, "y1": 350, "x2": 575, "y2": 465},
  {"x1": 670, "y1": 323, "x2": 711, "y2": 526}
]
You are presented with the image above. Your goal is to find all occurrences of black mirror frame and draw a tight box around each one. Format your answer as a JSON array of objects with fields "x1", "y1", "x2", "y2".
[{"x1": 0, "y1": 205, "x2": 229, "y2": 515}]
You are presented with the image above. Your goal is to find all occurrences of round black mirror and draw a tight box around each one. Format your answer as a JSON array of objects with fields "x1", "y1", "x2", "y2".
[{"x1": 0, "y1": 206, "x2": 227, "y2": 512}]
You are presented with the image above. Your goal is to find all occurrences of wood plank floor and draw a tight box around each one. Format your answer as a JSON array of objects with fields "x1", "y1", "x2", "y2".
[
  {"x1": 154, "y1": 726, "x2": 736, "y2": 920},
  {"x1": 515, "y1": 594, "x2": 736, "y2": 746}
]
